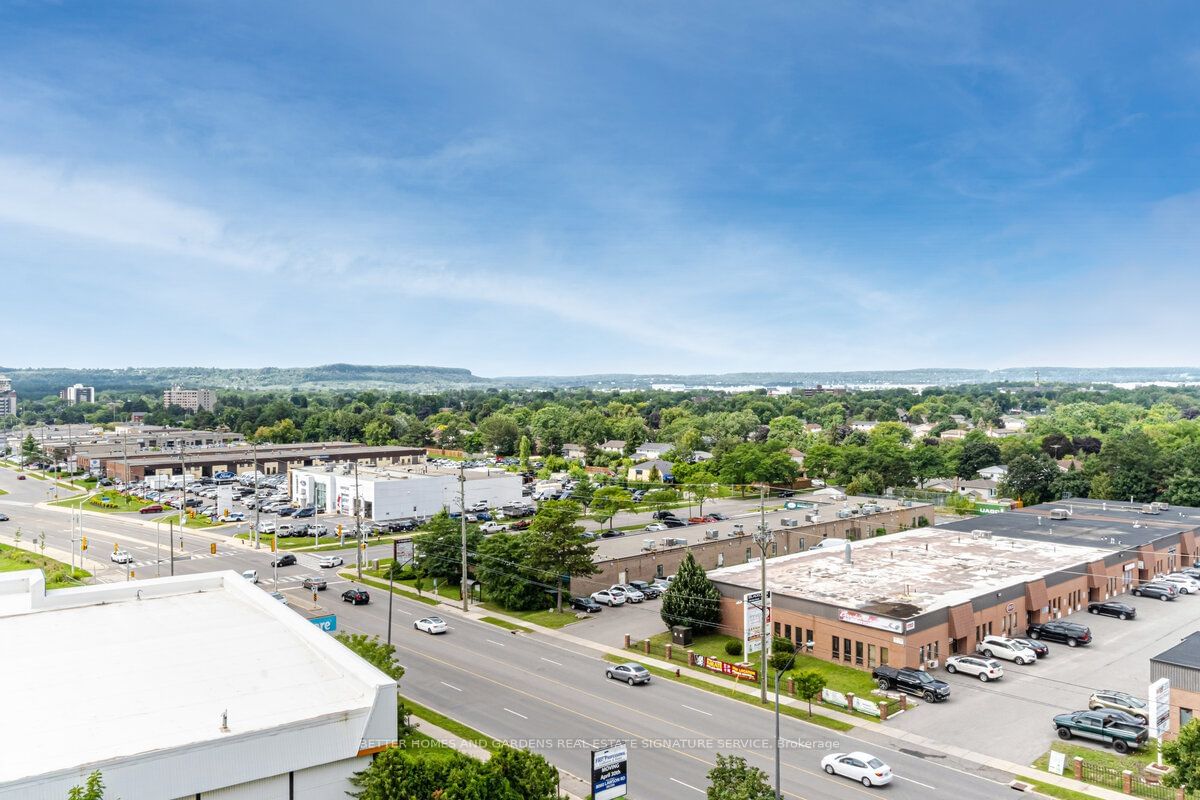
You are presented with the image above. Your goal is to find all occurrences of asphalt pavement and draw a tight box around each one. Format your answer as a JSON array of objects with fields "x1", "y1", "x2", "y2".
[{"x1": 0, "y1": 466, "x2": 1061, "y2": 797}]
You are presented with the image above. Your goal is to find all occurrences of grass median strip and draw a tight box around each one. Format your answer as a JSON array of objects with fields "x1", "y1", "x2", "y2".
[
  {"x1": 604, "y1": 654, "x2": 853, "y2": 732},
  {"x1": 403, "y1": 697, "x2": 503, "y2": 754},
  {"x1": 479, "y1": 616, "x2": 532, "y2": 633},
  {"x1": 1016, "y1": 775, "x2": 1100, "y2": 800},
  {"x1": 346, "y1": 572, "x2": 441, "y2": 606}
]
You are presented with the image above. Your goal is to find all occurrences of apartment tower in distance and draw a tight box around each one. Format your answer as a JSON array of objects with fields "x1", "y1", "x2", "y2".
[
  {"x1": 59, "y1": 383, "x2": 95, "y2": 405},
  {"x1": 0, "y1": 375, "x2": 16, "y2": 416},
  {"x1": 163, "y1": 386, "x2": 216, "y2": 412}
]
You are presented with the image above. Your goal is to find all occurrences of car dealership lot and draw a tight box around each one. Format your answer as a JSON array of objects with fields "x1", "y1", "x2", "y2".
[{"x1": 887, "y1": 589, "x2": 1200, "y2": 765}]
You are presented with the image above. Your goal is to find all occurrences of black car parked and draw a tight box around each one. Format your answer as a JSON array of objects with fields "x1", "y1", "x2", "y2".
[
  {"x1": 661, "y1": 517, "x2": 687, "y2": 528},
  {"x1": 627, "y1": 580, "x2": 661, "y2": 599},
  {"x1": 1026, "y1": 620, "x2": 1092, "y2": 647},
  {"x1": 569, "y1": 596, "x2": 603, "y2": 613},
  {"x1": 1088, "y1": 601, "x2": 1136, "y2": 620},
  {"x1": 651, "y1": 511, "x2": 679, "y2": 521}
]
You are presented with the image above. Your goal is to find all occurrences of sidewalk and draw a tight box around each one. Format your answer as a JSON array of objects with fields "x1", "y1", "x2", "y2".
[{"x1": 388, "y1": 587, "x2": 1129, "y2": 800}]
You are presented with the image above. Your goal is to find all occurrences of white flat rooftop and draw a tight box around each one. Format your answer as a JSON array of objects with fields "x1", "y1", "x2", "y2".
[
  {"x1": 709, "y1": 527, "x2": 1111, "y2": 616},
  {"x1": 294, "y1": 464, "x2": 514, "y2": 482},
  {"x1": 0, "y1": 570, "x2": 395, "y2": 796}
]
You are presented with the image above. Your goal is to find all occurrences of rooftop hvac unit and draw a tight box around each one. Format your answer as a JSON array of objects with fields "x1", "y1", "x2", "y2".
[
  {"x1": 971, "y1": 529, "x2": 992, "y2": 539},
  {"x1": 641, "y1": 539, "x2": 657, "y2": 552},
  {"x1": 704, "y1": 529, "x2": 720, "y2": 540}
]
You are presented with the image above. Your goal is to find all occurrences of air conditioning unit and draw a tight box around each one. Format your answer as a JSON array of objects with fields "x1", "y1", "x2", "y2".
[{"x1": 926, "y1": 660, "x2": 939, "y2": 670}]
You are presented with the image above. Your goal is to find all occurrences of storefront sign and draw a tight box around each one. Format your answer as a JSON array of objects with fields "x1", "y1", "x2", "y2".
[
  {"x1": 838, "y1": 608, "x2": 903, "y2": 634},
  {"x1": 1048, "y1": 751, "x2": 1066, "y2": 776},
  {"x1": 852, "y1": 696, "x2": 881, "y2": 717},
  {"x1": 822, "y1": 688, "x2": 848, "y2": 708},
  {"x1": 1006, "y1": 602, "x2": 1016, "y2": 613},
  {"x1": 743, "y1": 590, "x2": 772, "y2": 655},
  {"x1": 690, "y1": 654, "x2": 758, "y2": 682}
]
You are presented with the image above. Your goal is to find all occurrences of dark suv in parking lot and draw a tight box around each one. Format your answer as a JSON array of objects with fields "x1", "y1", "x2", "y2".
[
  {"x1": 1026, "y1": 620, "x2": 1092, "y2": 647},
  {"x1": 1133, "y1": 582, "x2": 1177, "y2": 601}
]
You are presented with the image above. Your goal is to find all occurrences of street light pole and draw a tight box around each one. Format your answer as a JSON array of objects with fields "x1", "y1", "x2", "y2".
[
  {"x1": 774, "y1": 652, "x2": 797, "y2": 800},
  {"x1": 252, "y1": 442, "x2": 260, "y2": 549},
  {"x1": 387, "y1": 538, "x2": 397, "y2": 647},
  {"x1": 460, "y1": 462, "x2": 468, "y2": 612},
  {"x1": 354, "y1": 460, "x2": 363, "y2": 580}
]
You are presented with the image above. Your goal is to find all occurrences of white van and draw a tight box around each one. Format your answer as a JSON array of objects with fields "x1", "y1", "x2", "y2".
[
  {"x1": 810, "y1": 538, "x2": 848, "y2": 551},
  {"x1": 242, "y1": 569, "x2": 258, "y2": 584}
]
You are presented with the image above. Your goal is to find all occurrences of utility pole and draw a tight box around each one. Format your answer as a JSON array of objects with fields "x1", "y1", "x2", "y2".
[
  {"x1": 751, "y1": 483, "x2": 773, "y2": 704},
  {"x1": 460, "y1": 462, "x2": 468, "y2": 612},
  {"x1": 354, "y1": 460, "x2": 363, "y2": 580}
]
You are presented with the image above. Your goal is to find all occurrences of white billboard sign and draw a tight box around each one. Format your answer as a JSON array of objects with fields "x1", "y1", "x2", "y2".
[
  {"x1": 838, "y1": 608, "x2": 904, "y2": 634},
  {"x1": 591, "y1": 743, "x2": 628, "y2": 800},
  {"x1": 1150, "y1": 677, "x2": 1171, "y2": 738},
  {"x1": 743, "y1": 590, "x2": 772, "y2": 655}
]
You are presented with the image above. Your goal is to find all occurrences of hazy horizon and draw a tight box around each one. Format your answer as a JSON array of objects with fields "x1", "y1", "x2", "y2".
[{"x1": 3, "y1": 3, "x2": 1199, "y2": 373}]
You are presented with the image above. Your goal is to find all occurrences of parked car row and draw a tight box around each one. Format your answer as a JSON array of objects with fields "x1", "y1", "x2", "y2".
[{"x1": 572, "y1": 579, "x2": 670, "y2": 612}]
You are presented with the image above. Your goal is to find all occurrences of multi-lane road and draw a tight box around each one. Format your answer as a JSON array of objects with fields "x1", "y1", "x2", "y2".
[{"x1": 0, "y1": 468, "x2": 1019, "y2": 799}]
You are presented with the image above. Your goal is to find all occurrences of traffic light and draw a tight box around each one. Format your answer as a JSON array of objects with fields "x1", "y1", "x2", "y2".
[
  {"x1": 271, "y1": 539, "x2": 277, "y2": 552},
  {"x1": 210, "y1": 542, "x2": 217, "y2": 555},
  {"x1": 337, "y1": 524, "x2": 343, "y2": 537},
  {"x1": 113, "y1": 542, "x2": 119, "y2": 553},
  {"x1": 81, "y1": 536, "x2": 88, "y2": 550}
]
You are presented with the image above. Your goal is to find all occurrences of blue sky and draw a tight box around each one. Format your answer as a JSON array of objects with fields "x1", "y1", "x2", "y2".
[{"x1": 2, "y1": 2, "x2": 1199, "y2": 375}]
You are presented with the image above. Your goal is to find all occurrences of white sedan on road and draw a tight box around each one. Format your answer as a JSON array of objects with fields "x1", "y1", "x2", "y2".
[
  {"x1": 318, "y1": 555, "x2": 344, "y2": 568},
  {"x1": 110, "y1": 550, "x2": 134, "y2": 564},
  {"x1": 820, "y1": 752, "x2": 893, "y2": 787},
  {"x1": 414, "y1": 616, "x2": 448, "y2": 635}
]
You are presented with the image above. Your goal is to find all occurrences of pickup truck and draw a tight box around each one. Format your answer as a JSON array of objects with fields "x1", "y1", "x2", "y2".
[
  {"x1": 871, "y1": 666, "x2": 951, "y2": 703},
  {"x1": 1053, "y1": 710, "x2": 1148, "y2": 754}
]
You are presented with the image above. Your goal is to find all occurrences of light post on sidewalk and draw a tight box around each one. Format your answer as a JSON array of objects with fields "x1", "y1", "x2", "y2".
[{"x1": 752, "y1": 484, "x2": 773, "y2": 704}]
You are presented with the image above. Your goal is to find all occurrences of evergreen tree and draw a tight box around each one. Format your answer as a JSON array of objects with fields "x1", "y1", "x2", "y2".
[{"x1": 660, "y1": 551, "x2": 721, "y2": 634}]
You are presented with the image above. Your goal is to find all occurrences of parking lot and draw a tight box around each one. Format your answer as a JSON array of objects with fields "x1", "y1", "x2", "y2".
[{"x1": 888, "y1": 588, "x2": 1200, "y2": 764}]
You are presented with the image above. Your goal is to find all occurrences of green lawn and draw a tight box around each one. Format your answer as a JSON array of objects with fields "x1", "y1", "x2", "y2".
[
  {"x1": 50, "y1": 492, "x2": 156, "y2": 514},
  {"x1": 1016, "y1": 775, "x2": 1105, "y2": 800},
  {"x1": 604, "y1": 654, "x2": 853, "y2": 732},
  {"x1": 0, "y1": 543, "x2": 90, "y2": 588},
  {"x1": 477, "y1": 602, "x2": 587, "y2": 629},
  {"x1": 479, "y1": 616, "x2": 532, "y2": 633},
  {"x1": 359, "y1": 564, "x2": 588, "y2": 629},
  {"x1": 153, "y1": 513, "x2": 218, "y2": 529},
  {"x1": 637, "y1": 631, "x2": 879, "y2": 698},
  {"x1": 403, "y1": 697, "x2": 503, "y2": 753},
  {"x1": 1032, "y1": 742, "x2": 1155, "y2": 774},
  {"x1": 346, "y1": 572, "x2": 442, "y2": 606}
]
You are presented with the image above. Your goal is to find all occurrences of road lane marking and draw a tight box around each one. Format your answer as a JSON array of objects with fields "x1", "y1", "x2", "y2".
[
  {"x1": 503, "y1": 707, "x2": 527, "y2": 719},
  {"x1": 540, "y1": 657, "x2": 562, "y2": 666},
  {"x1": 440, "y1": 682, "x2": 462, "y2": 692},
  {"x1": 894, "y1": 775, "x2": 936, "y2": 790},
  {"x1": 486, "y1": 639, "x2": 506, "y2": 647},
  {"x1": 681, "y1": 704, "x2": 712, "y2": 716},
  {"x1": 670, "y1": 777, "x2": 704, "y2": 793}
]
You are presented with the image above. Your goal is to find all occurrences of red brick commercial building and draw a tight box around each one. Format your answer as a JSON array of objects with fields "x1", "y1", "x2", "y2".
[
  {"x1": 1151, "y1": 631, "x2": 1200, "y2": 739},
  {"x1": 711, "y1": 500, "x2": 1199, "y2": 672}
]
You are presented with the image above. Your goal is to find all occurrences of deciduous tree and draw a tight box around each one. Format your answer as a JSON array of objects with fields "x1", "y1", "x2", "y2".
[
  {"x1": 706, "y1": 753, "x2": 774, "y2": 800},
  {"x1": 524, "y1": 500, "x2": 598, "y2": 613}
]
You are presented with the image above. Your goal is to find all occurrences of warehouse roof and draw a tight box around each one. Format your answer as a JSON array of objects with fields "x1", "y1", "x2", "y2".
[
  {"x1": 1152, "y1": 631, "x2": 1200, "y2": 670},
  {"x1": 111, "y1": 442, "x2": 423, "y2": 466},
  {"x1": 0, "y1": 570, "x2": 396, "y2": 797},
  {"x1": 708, "y1": 526, "x2": 1109, "y2": 619},
  {"x1": 294, "y1": 463, "x2": 515, "y2": 482}
]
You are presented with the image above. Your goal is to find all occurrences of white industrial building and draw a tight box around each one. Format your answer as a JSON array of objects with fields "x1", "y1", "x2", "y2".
[
  {"x1": 291, "y1": 463, "x2": 523, "y2": 522},
  {"x1": 0, "y1": 569, "x2": 397, "y2": 800}
]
